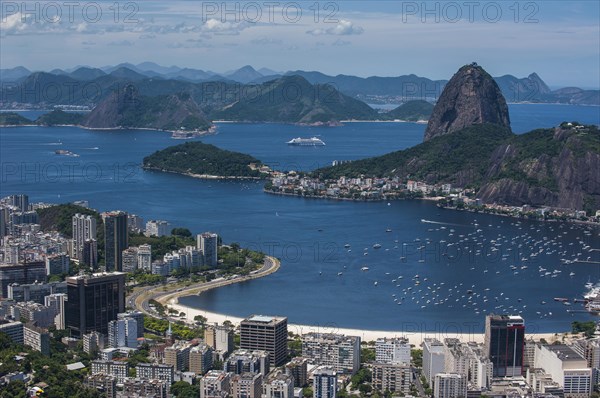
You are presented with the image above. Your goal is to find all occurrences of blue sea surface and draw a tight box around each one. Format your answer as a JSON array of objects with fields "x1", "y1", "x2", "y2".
[{"x1": 1, "y1": 104, "x2": 599, "y2": 332}]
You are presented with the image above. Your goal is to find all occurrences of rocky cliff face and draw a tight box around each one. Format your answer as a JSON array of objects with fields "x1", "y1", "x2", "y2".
[
  {"x1": 82, "y1": 85, "x2": 211, "y2": 131},
  {"x1": 424, "y1": 63, "x2": 511, "y2": 141},
  {"x1": 477, "y1": 125, "x2": 600, "y2": 210}
]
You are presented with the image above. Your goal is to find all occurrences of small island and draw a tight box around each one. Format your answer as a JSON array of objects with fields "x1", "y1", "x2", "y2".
[{"x1": 143, "y1": 141, "x2": 271, "y2": 179}]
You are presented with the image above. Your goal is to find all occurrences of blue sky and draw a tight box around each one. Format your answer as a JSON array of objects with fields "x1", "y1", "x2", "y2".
[{"x1": 1, "y1": 0, "x2": 598, "y2": 88}]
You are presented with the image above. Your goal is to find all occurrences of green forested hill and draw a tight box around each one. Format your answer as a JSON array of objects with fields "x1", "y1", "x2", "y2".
[{"x1": 143, "y1": 141, "x2": 266, "y2": 178}]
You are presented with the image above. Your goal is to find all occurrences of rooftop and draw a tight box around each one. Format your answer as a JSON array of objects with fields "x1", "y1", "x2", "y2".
[
  {"x1": 243, "y1": 315, "x2": 287, "y2": 324},
  {"x1": 544, "y1": 344, "x2": 585, "y2": 362},
  {"x1": 66, "y1": 362, "x2": 86, "y2": 371}
]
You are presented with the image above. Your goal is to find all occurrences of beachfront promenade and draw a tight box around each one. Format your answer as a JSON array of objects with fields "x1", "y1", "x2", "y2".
[{"x1": 127, "y1": 256, "x2": 563, "y2": 346}]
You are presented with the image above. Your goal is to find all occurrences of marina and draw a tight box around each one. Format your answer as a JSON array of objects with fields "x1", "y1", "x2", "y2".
[{"x1": 2, "y1": 106, "x2": 599, "y2": 332}]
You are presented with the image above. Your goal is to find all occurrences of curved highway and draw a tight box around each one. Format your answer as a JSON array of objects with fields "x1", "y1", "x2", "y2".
[{"x1": 127, "y1": 256, "x2": 280, "y2": 323}]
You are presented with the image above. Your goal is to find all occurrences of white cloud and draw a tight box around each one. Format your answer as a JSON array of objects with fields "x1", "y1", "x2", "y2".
[
  {"x1": 201, "y1": 18, "x2": 250, "y2": 35},
  {"x1": 0, "y1": 13, "x2": 27, "y2": 35},
  {"x1": 307, "y1": 20, "x2": 364, "y2": 36},
  {"x1": 107, "y1": 40, "x2": 134, "y2": 47}
]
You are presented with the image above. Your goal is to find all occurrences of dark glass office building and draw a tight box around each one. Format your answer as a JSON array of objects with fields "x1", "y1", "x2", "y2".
[
  {"x1": 65, "y1": 272, "x2": 125, "y2": 337},
  {"x1": 102, "y1": 211, "x2": 128, "y2": 272},
  {"x1": 484, "y1": 315, "x2": 525, "y2": 377}
]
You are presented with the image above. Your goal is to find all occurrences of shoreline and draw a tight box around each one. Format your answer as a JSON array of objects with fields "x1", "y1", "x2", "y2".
[
  {"x1": 143, "y1": 166, "x2": 266, "y2": 181},
  {"x1": 0, "y1": 123, "x2": 216, "y2": 136},
  {"x1": 151, "y1": 258, "x2": 568, "y2": 346},
  {"x1": 166, "y1": 301, "x2": 565, "y2": 346},
  {"x1": 264, "y1": 189, "x2": 442, "y2": 203}
]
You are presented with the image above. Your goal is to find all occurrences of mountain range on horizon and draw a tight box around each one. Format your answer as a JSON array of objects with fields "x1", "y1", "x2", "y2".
[{"x1": 1, "y1": 63, "x2": 598, "y2": 106}]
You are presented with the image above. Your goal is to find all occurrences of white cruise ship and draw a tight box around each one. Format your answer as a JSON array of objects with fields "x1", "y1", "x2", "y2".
[{"x1": 286, "y1": 137, "x2": 326, "y2": 146}]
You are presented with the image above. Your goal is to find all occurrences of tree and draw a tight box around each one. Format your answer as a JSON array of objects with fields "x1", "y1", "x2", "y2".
[
  {"x1": 411, "y1": 349, "x2": 423, "y2": 368},
  {"x1": 170, "y1": 381, "x2": 199, "y2": 398},
  {"x1": 358, "y1": 384, "x2": 372, "y2": 395},
  {"x1": 360, "y1": 347, "x2": 375, "y2": 363},
  {"x1": 172, "y1": 228, "x2": 192, "y2": 237},
  {"x1": 194, "y1": 315, "x2": 207, "y2": 325}
]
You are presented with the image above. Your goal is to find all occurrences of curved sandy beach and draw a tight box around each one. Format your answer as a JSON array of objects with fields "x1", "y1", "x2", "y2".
[{"x1": 166, "y1": 295, "x2": 564, "y2": 346}]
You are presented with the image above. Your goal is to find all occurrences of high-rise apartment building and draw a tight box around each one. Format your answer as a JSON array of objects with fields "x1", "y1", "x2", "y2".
[
  {"x1": 102, "y1": 211, "x2": 128, "y2": 272},
  {"x1": 302, "y1": 333, "x2": 361, "y2": 375},
  {"x1": 145, "y1": 220, "x2": 170, "y2": 237},
  {"x1": 434, "y1": 373, "x2": 467, "y2": 398},
  {"x1": 375, "y1": 337, "x2": 411, "y2": 365},
  {"x1": 205, "y1": 323, "x2": 234, "y2": 356},
  {"x1": 44, "y1": 293, "x2": 67, "y2": 329},
  {"x1": 313, "y1": 366, "x2": 337, "y2": 398},
  {"x1": 190, "y1": 343, "x2": 214, "y2": 375},
  {"x1": 423, "y1": 338, "x2": 446, "y2": 385},
  {"x1": 108, "y1": 317, "x2": 137, "y2": 348},
  {"x1": 137, "y1": 244, "x2": 152, "y2": 272},
  {"x1": 198, "y1": 232, "x2": 218, "y2": 267},
  {"x1": 72, "y1": 214, "x2": 97, "y2": 264}
]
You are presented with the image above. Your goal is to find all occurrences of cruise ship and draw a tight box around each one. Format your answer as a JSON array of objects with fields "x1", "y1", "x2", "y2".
[{"x1": 286, "y1": 137, "x2": 326, "y2": 146}]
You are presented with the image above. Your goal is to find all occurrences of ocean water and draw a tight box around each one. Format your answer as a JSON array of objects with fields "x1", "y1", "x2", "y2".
[{"x1": 1, "y1": 104, "x2": 599, "y2": 333}]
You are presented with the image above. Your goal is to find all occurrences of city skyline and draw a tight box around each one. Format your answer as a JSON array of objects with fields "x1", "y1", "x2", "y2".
[{"x1": 1, "y1": 1, "x2": 599, "y2": 88}]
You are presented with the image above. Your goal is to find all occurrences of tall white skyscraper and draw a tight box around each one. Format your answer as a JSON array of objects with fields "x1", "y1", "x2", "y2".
[
  {"x1": 137, "y1": 244, "x2": 152, "y2": 272},
  {"x1": 72, "y1": 214, "x2": 97, "y2": 263},
  {"x1": 45, "y1": 293, "x2": 67, "y2": 330},
  {"x1": 198, "y1": 232, "x2": 218, "y2": 267},
  {"x1": 108, "y1": 317, "x2": 137, "y2": 348},
  {"x1": 145, "y1": 220, "x2": 170, "y2": 237},
  {"x1": 375, "y1": 337, "x2": 411, "y2": 365},
  {"x1": 423, "y1": 338, "x2": 446, "y2": 384}
]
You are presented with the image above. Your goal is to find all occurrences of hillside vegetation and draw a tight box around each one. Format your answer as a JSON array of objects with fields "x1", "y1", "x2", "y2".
[{"x1": 143, "y1": 141, "x2": 266, "y2": 178}]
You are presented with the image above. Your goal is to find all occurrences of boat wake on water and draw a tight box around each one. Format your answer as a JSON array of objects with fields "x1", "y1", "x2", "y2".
[{"x1": 420, "y1": 219, "x2": 472, "y2": 227}]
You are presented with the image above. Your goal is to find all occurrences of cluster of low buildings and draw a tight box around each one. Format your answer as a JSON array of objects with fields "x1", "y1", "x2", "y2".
[
  {"x1": 266, "y1": 173, "x2": 600, "y2": 223},
  {"x1": 266, "y1": 172, "x2": 458, "y2": 201},
  {"x1": 440, "y1": 197, "x2": 600, "y2": 223}
]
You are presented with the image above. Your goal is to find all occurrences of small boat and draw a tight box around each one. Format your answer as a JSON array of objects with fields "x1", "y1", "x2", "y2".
[
  {"x1": 373, "y1": 244, "x2": 382, "y2": 249},
  {"x1": 337, "y1": 272, "x2": 343, "y2": 276},
  {"x1": 361, "y1": 267, "x2": 369, "y2": 271},
  {"x1": 386, "y1": 229, "x2": 392, "y2": 233},
  {"x1": 344, "y1": 244, "x2": 351, "y2": 248},
  {"x1": 374, "y1": 281, "x2": 378, "y2": 286}
]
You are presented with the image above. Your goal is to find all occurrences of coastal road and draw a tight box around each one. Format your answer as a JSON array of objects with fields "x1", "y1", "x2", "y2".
[
  {"x1": 412, "y1": 368, "x2": 427, "y2": 397},
  {"x1": 127, "y1": 256, "x2": 280, "y2": 323}
]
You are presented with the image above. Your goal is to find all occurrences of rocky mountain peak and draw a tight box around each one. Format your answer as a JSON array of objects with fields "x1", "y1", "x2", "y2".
[{"x1": 423, "y1": 63, "x2": 511, "y2": 141}]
